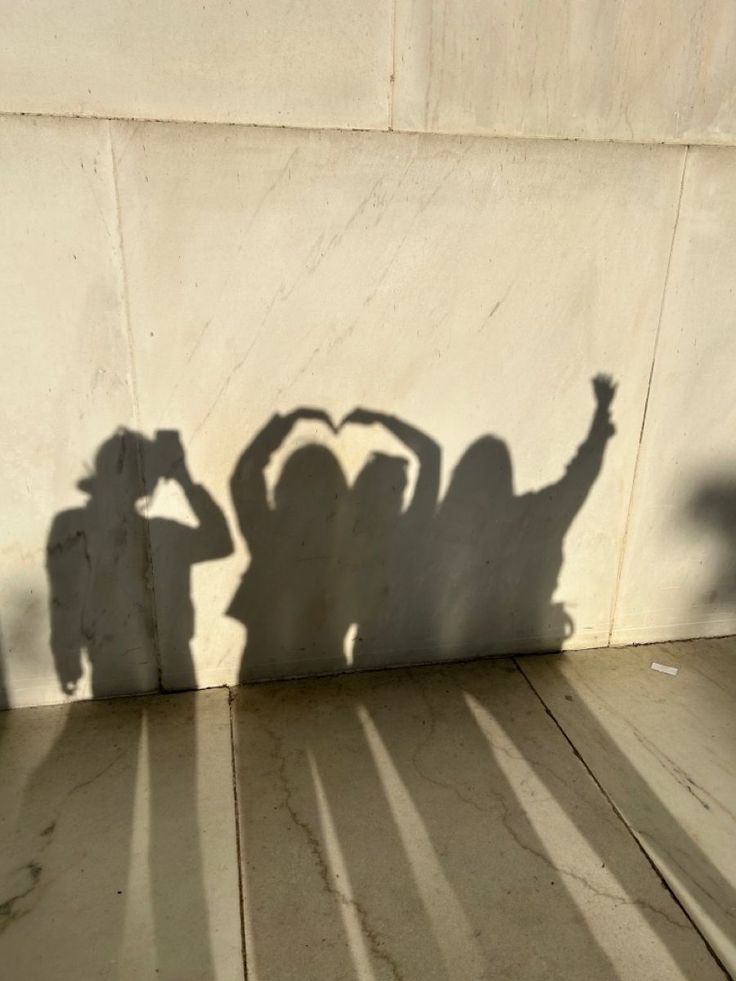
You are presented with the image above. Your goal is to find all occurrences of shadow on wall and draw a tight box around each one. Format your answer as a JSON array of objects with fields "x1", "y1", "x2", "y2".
[
  {"x1": 47, "y1": 427, "x2": 232, "y2": 697},
  {"x1": 2, "y1": 378, "x2": 614, "y2": 974},
  {"x1": 228, "y1": 374, "x2": 617, "y2": 681},
  {"x1": 9, "y1": 375, "x2": 736, "y2": 978},
  {"x1": 14, "y1": 374, "x2": 736, "y2": 978},
  {"x1": 31, "y1": 374, "x2": 616, "y2": 697},
  {"x1": 0, "y1": 620, "x2": 7, "y2": 712},
  {"x1": 5, "y1": 429, "x2": 234, "y2": 975},
  {"x1": 689, "y1": 477, "x2": 736, "y2": 628}
]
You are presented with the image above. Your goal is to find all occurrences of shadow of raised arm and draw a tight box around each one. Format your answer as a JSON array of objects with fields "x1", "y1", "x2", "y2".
[
  {"x1": 230, "y1": 408, "x2": 335, "y2": 541},
  {"x1": 148, "y1": 431, "x2": 234, "y2": 564},
  {"x1": 342, "y1": 408, "x2": 441, "y2": 520},
  {"x1": 544, "y1": 374, "x2": 617, "y2": 528},
  {"x1": 177, "y1": 473, "x2": 233, "y2": 564}
]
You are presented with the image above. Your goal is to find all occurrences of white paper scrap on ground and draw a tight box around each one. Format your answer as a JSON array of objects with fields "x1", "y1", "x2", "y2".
[{"x1": 650, "y1": 662, "x2": 679, "y2": 676}]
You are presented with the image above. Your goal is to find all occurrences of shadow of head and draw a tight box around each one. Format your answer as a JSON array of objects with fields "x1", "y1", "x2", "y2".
[
  {"x1": 443, "y1": 436, "x2": 514, "y2": 519},
  {"x1": 77, "y1": 428, "x2": 188, "y2": 505},
  {"x1": 273, "y1": 444, "x2": 347, "y2": 520},
  {"x1": 77, "y1": 428, "x2": 143, "y2": 503},
  {"x1": 352, "y1": 453, "x2": 409, "y2": 522}
]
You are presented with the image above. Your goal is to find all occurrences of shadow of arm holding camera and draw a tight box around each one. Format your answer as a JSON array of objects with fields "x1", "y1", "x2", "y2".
[{"x1": 147, "y1": 430, "x2": 233, "y2": 564}]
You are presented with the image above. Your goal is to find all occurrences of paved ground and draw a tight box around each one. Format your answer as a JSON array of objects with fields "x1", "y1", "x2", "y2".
[{"x1": 1, "y1": 638, "x2": 734, "y2": 979}]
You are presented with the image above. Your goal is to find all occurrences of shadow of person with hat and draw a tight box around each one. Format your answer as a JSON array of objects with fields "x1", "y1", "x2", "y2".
[{"x1": 8, "y1": 427, "x2": 232, "y2": 977}]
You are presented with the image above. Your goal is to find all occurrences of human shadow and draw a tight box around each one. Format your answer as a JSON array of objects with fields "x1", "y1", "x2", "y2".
[
  {"x1": 689, "y1": 476, "x2": 736, "y2": 626},
  {"x1": 47, "y1": 427, "x2": 232, "y2": 695},
  {"x1": 229, "y1": 378, "x2": 616, "y2": 682},
  {"x1": 228, "y1": 406, "x2": 443, "y2": 681},
  {"x1": 231, "y1": 379, "x2": 668, "y2": 978},
  {"x1": 338, "y1": 408, "x2": 441, "y2": 669},
  {"x1": 228, "y1": 379, "x2": 732, "y2": 976},
  {"x1": 228, "y1": 408, "x2": 350, "y2": 681},
  {"x1": 431, "y1": 374, "x2": 616, "y2": 658},
  {"x1": 10, "y1": 428, "x2": 232, "y2": 977}
]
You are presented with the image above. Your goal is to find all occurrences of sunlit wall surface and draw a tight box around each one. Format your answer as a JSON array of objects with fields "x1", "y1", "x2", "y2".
[{"x1": 2, "y1": 2, "x2": 736, "y2": 707}]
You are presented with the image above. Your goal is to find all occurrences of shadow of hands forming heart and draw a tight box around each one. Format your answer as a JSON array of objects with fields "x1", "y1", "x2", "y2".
[
  {"x1": 280, "y1": 406, "x2": 338, "y2": 434},
  {"x1": 264, "y1": 406, "x2": 415, "y2": 488},
  {"x1": 338, "y1": 408, "x2": 386, "y2": 431}
]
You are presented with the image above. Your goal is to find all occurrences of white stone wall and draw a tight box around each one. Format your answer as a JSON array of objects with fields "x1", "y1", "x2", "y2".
[{"x1": 2, "y1": 2, "x2": 735, "y2": 706}]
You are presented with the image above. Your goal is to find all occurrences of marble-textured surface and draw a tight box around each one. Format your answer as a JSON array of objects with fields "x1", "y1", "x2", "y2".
[
  {"x1": 233, "y1": 658, "x2": 722, "y2": 980},
  {"x1": 521, "y1": 638, "x2": 736, "y2": 973},
  {"x1": 0, "y1": 115, "x2": 152, "y2": 709},
  {"x1": 0, "y1": 687, "x2": 243, "y2": 980},
  {"x1": 612, "y1": 147, "x2": 736, "y2": 644},
  {"x1": 394, "y1": 0, "x2": 736, "y2": 144},
  {"x1": 0, "y1": 0, "x2": 392, "y2": 130},
  {"x1": 113, "y1": 121, "x2": 685, "y2": 683}
]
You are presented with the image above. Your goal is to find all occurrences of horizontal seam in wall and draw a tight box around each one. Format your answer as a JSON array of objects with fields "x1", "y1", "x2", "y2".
[{"x1": 0, "y1": 107, "x2": 732, "y2": 152}]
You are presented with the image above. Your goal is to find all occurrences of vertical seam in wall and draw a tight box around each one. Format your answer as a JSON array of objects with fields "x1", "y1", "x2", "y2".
[
  {"x1": 607, "y1": 145, "x2": 691, "y2": 646},
  {"x1": 107, "y1": 118, "x2": 163, "y2": 691},
  {"x1": 228, "y1": 688, "x2": 249, "y2": 979},
  {"x1": 388, "y1": 0, "x2": 398, "y2": 129}
]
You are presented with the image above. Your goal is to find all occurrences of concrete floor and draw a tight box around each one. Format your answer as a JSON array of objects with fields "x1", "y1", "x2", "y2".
[{"x1": 1, "y1": 639, "x2": 734, "y2": 980}]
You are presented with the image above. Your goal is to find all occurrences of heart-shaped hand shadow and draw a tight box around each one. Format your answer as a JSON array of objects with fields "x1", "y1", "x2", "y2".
[{"x1": 264, "y1": 411, "x2": 419, "y2": 502}]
